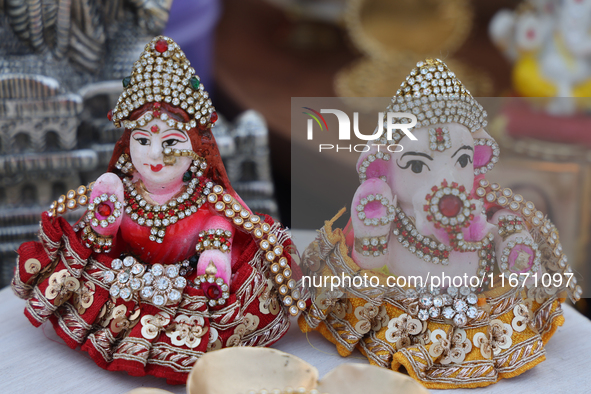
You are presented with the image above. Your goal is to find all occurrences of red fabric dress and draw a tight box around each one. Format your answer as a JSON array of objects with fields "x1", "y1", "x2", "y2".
[{"x1": 12, "y1": 190, "x2": 294, "y2": 384}]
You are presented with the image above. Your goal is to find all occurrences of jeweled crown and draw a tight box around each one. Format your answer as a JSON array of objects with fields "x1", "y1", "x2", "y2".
[
  {"x1": 382, "y1": 59, "x2": 487, "y2": 143},
  {"x1": 110, "y1": 36, "x2": 217, "y2": 131}
]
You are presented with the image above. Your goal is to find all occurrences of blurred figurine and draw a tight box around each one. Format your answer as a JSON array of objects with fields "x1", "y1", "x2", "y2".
[
  {"x1": 1, "y1": 0, "x2": 171, "y2": 74},
  {"x1": 299, "y1": 59, "x2": 581, "y2": 389},
  {"x1": 490, "y1": 0, "x2": 591, "y2": 114},
  {"x1": 11, "y1": 36, "x2": 303, "y2": 384}
]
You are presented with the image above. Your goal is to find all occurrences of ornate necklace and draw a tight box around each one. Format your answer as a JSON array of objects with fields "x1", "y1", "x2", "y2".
[
  {"x1": 123, "y1": 176, "x2": 210, "y2": 243},
  {"x1": 392, "y1": 206, "x2": 453, "y2": 265},
  {"x1": 391, "y1": 206, "x2": 495, "y2": 292}
]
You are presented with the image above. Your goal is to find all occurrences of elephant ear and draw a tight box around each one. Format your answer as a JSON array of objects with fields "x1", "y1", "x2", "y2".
[
  {"x1": 356, "y1": 146, "x2": 392, "y2": 184},
  {"x1": 471, "y1": 128, "x2": 500, "y2": 176}
]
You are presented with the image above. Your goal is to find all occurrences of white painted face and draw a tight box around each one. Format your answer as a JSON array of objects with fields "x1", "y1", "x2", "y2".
[
  {"x1": 389, "y1": 123, "x2": 489, "y2": 244},
  {"x1": 130, "y1": 116, "x2": 193, "y2": 189},
  {"x1": 390, "y1": 123, "x2": 475, "y2": 206}
]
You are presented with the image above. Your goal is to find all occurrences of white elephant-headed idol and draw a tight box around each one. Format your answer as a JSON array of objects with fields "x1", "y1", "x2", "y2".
[
  {"x1": 490, "y1": 0, "x2": 591, "y2": 113},
  {"x1": 298, "y1": 58, "x2": 582, "y2": 389}
]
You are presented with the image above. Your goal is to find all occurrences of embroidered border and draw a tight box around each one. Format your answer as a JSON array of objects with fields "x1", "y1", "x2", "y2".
[
  {"x1": 55, "y1": 302, "x2": 93, "y2": 344},
  {"x1": 241, "y1": 311, "x2": 290, "y2": 348},
  {"x1": 11, "y1": 262, "x2": 33, "y2": 299},
  {"x1": 495, "y1": 336, "x2": 544, "y2": 374},
  {"x1": 87, "y1": 328, "x2": 117, "y2": 363},
  {"x1": 113, "y1": 336, "x2": 151, "y2": 365},
  {"x1": 147, "y1": 342, "x2": 202, "y2": 372},
  {"x1": 25, "y1": 286, "x2": 57, "y2": 324}
]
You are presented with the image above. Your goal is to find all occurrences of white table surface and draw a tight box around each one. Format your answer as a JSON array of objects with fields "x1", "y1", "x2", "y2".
[{"x1": 0, "y1": 230, "x2": 589, "y2": 394}]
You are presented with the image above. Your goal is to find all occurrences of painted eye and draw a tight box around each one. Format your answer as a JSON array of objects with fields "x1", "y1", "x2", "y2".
[
  {"x1": 163, "y1": 139, "x2": 179, "y2": 147},
  {"x1": 406, "y1": 160, "x2": 428, "y2": 173},
  {"x1": 397, "y1": 159, "x2": 430, "y2": 173},
  {"x1": 412, "y1": 161, "x2": 425, "y2": 173},
  {"x1": 135, "y1": 138, "x2": 150, "y2": 146},
  {"x1": 457, "y1": 153, "x2": 472, "y2": 168}
]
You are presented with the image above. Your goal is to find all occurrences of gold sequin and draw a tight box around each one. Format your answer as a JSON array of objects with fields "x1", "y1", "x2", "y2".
[
  {"x1": 24, "y1": 258, "x2": 41, "y2": 275},
  {"x1": 45, "y1": 270, "x2": 80, "y2": 305}
]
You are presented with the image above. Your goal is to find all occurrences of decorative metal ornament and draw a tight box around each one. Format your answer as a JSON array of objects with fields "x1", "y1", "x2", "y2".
[
  {"x1": 392, "y1": 206, "x2": 452, "y2": 265},
  {"x1": 86, "y1": 193, "x2": 122, "y2": 229},
  {"x1": 195, "y1": 229, "x2": 233, "y2": 254},
  {"x1": 405, "y1": 286, "x2": 481, "y2": 328},
  {"x1": 497, "y1": 215, "x2": 524, "y2": 240},
  {"x1": 104, "y1": 256, "x2": 146, "y2": 302},
  {"x1": 428, "y1": 127, "x2": 452, "y2": 152},
  {"x1": 196, "y1": 261, "x2": 230, "y2": 307},
  {"x1": 111, "y1": 36, "x2": 218, "y2": 131},
  {"x1": 473, "y1": 138, "x2": 500, "y2": 175},
  {"x1": 379, "y1": 59, "x2": 488, "y2": 145},
  {"x1": 356, "y1": 193, "x2": 396, "y2": 226},
  {"x1": 424, "y1": 179, "x2": 473, "y2": 231},
  {"x1": 354, "y1": 235, "x2": 389, "y2": 257},
  {"x1": 499, "y1": 237, "x2": 542, "y2": 276},
  {"x1": 141, "y1": 263, "x2": 187, "y2": 307},
  {"x1": 358, "y1": 151, "x2": 391, "y2": 184}
]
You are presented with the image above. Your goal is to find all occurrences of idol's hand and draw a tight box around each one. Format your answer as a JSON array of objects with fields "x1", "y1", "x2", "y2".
[
  {"x1": 351, "y1": 178, "x2": 396, "y2": 269},
  {"x1": 87, "y1": 173, "x2": 124, "y2": 238},
  {"x1": 491, "y1": 209, "x2": 541, "y2": 285},
  {"x1": 195, "y1": 216, "x2": 234, "y2": 303},
  {"x1": 197, "y1": 250, "x2": 231, "y2": 286}
]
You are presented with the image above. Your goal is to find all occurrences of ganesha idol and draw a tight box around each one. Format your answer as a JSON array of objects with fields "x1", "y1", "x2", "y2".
[
  {"x1": 299, "y1": 59, "x2": 582, "y2": 389},
  {"x1": 11, "y1": 36, "x2": 304, "y2": 384},
  {"x1": 490, "y1": 0, "x2": 591, "y2": 114}
]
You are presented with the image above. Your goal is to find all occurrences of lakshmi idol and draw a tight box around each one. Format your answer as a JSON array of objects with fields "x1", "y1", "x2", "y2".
[
  {"x1": 11, "y1": 36, "x2": 303, "y2": 384},
  {"x1": 299, "y1": 59, "x2": 582, "y2": 389}
]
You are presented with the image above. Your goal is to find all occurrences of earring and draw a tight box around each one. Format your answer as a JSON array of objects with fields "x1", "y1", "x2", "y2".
[
  {"x1": 189, "y1": 157, "x2": 208, "y2": 178},
  {"x1": 115, "y1": 154, "x2": 135, "y2": 174},
  {"x1": 474, "y1": 138, "x2": 499, "y2": 175},
  {"x1": 358, "y1": 151, "x2": 390, "y2": 184}
]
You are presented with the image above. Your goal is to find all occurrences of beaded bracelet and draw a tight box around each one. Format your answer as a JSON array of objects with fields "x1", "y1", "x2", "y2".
[
  {"x1": 195, "y1": 229, "x2": 232, "y2": 253},
  {"x1": 354, "y1": 235, "x2": 388, "y2": 257},
  {"x1": 81, "y1": 225, "x2": 113, "y2": 253},
  {"x1": 497, "y1": 215, "x2": 524, "y2": 240}
]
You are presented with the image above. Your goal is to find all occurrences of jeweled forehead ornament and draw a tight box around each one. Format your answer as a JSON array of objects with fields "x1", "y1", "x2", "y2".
[
  {"x1": 109, "y1": 35, "x2": 219, "y2": 131},
  {"x1": 429, "y1": 127, "x2": 451, "y2": 152},
  {"x1": 379, "y1": 58, "x2": 487, "y2": 145}
]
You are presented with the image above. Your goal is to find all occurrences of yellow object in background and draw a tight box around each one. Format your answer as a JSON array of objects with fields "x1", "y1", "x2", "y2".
[{"x1": 514, "y1": 55, "x2": 591, "y2": 98}]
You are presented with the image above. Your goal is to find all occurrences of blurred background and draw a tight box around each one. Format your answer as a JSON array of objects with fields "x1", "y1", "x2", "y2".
[{"x1": 1, "y1": 0, "x2": 590, "y2": 316}]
